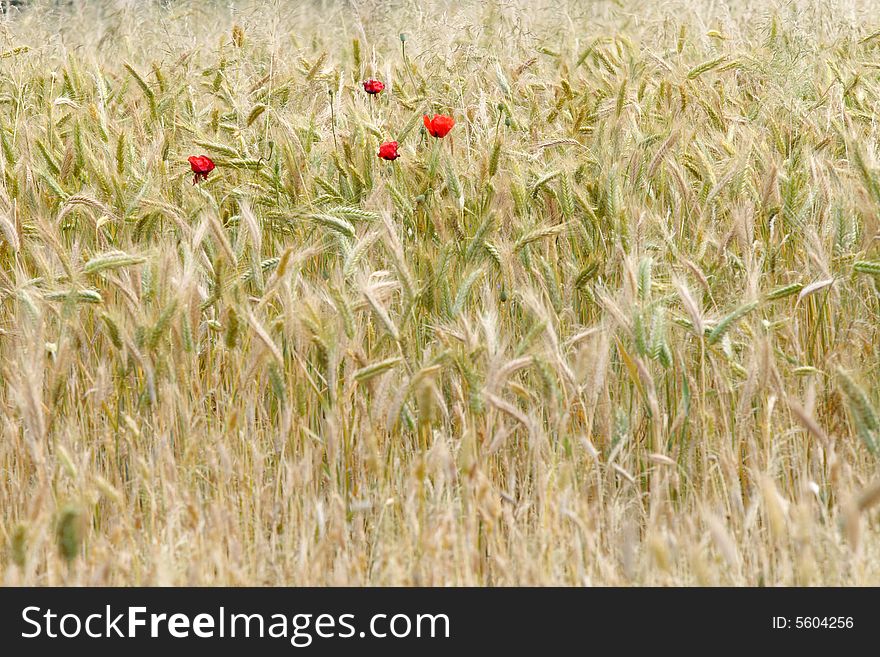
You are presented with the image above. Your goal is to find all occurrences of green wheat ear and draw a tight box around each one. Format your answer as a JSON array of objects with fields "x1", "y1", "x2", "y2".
[
  {"x1": 11, "y1": 524, "x2": 27, "y2": 569},
  {"x1": 707, "y1": 301, "x2": 758, "y2": 345},
  {"x1": 638, "y1": 257, "x2": 652, "y2": 303},
  {"x1": 838, "y1": 369, "x2": 880, "y2": 455},
  {"x1": 352, "y1": 38, "x2": 361, "y2": 72},
  {"x1": 83, "y1": 250, "x2": 146, "y2": 275},
  {"x1": 853, "y1": 260, "x2": 880, "y2": 277},
  {"x1": 56, "y1": 506, "x2": 84, "y2": 564},
  {"x1": 765, "y1": 282, "x2": 803, "y2": 301}
]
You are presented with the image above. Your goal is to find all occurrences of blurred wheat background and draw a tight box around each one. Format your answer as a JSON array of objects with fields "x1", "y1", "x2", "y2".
[{"x1": 1, "y1": 0, "x2": 880, "y2": 585}]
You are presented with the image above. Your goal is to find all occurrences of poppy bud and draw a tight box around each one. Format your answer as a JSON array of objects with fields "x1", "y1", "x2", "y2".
[{"x1": 378, "y1": 141, "x2": 400, "y2": 161}]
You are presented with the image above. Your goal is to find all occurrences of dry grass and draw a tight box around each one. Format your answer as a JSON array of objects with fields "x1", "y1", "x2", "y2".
[{"x1": 1, "y1": 0, "x2": 880, "y2": 585}]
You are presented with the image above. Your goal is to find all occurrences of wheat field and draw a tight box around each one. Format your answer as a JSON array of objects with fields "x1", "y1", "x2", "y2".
[{"x1": 1, "y1": 0, "x2": 880, "y2": 586}]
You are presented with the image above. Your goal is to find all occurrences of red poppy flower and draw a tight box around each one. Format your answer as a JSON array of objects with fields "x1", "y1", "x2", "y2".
[
  {"x1": 363, "y1": 79, "x2": 385, "y2": 95},
  {"x1": 188, "y1": 155, "x2": 215, "y2": 184},
  {"x1": 423, "y1": 114, "x2": 455, "y2": 138},
  {"x1": 378, "y1": 141, "x2": 400, "y2": 161}
]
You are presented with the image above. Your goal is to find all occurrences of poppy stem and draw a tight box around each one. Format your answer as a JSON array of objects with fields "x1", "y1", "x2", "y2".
[
  {"x1": 400, "y1": 38, "x2": 418, "y2": 94},
  {"x1": 328, "y1": 89, "x2": 338, "y2": 152}
]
